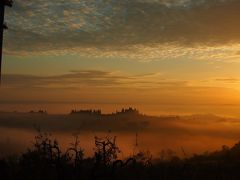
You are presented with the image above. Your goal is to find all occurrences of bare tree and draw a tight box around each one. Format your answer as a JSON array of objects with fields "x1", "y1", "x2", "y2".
[{"x1": 94, "y1": 135, "x2": 121, "y2": 166}]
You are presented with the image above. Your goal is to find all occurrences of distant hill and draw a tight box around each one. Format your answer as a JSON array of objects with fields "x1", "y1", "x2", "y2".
[
  {"x1": 0, "y1": 108, "x2": 237, "y2": 134},
  {"x1": 0, "y1": 107, "x2": 183, "y2": 133}
]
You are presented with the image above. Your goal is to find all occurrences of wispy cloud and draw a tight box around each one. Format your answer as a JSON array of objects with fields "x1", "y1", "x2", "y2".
[
  {"x1": 2, "y1": 70, "x2": 187, "y2": 89},
  {"x1": 215, "y1": 77, "x2": 240, "y2": 84},
  {"x1": 4, "y1": 0, "x2": 240, "y2": 61}
]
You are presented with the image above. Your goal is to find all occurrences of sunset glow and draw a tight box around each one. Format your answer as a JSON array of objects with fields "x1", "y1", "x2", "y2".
[
  {"x1": 1, "y1": 0, "x2": 240, "y2": 117},
  {"x1": 2, "y1": 0, "x2": 240, "y2": 163}
]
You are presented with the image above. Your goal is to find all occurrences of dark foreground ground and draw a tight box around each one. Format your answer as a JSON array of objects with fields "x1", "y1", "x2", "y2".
[{"x1": 1, "y1": 131, "x2": 240, "y2": 180}]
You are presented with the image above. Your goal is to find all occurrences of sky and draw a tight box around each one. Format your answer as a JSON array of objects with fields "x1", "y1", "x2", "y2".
[{"x1": 1, "y1": 0, "x2": 240, "y2": 116}]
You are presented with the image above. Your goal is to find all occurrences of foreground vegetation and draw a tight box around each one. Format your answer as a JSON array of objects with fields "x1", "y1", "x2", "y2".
[{"x1": 1, "y1": 131, "x2": 240, "y2": 180}]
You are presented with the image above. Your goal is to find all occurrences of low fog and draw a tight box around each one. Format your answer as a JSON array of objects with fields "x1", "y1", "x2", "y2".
[{"x1": 1, "y1": 110, "x2": 240, "y2": 158}]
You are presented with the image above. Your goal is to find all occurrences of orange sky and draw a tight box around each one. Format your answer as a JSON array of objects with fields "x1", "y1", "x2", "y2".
[{"x1": 1, "y1": 0, "x2": 240, "y2": 117}]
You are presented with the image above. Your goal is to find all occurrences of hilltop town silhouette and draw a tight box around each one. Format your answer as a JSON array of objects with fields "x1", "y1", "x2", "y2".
[{"x1": 70, "y1": 107, "x2": 139, "y2": 116}]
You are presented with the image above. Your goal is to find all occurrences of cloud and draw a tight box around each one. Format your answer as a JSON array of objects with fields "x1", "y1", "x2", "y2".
[
  {"x1": 1, "y1": 70, "x2": 187, "y2": 89},
  {"x1": 2, "y1": 70, "x2": 124, "y2": 88},
  {"x1": 215, "y1": 78, "x2": 240, "y2": 83},
  {"x1": 3, "y1": 0, "x2": 240, "y2": 61}
]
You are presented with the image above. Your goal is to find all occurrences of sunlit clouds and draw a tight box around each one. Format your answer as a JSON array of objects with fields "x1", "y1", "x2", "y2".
[
  {"x1": 3, "y1": 0, "x2": 240, "y2": 61},
  {"x1": 2, "y1": 0, "x2": 240, "y2": 116},
  {"x1": 1, "y1": 70, "x2": 186, "y2": 89}
]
